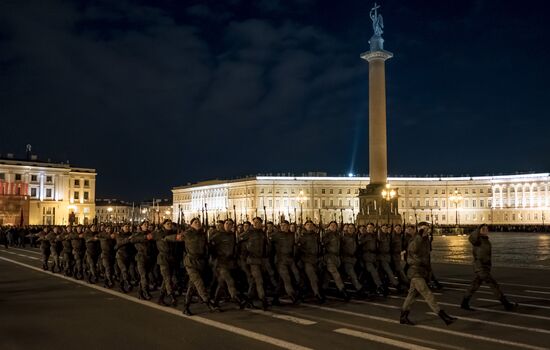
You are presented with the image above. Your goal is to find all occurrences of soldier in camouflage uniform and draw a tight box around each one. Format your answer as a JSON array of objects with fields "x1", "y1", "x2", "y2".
[
  {"x1": 400, "y1": 223, "x2": 456, "y2": 326},
  {"x1": 377, "y1": 224, "x2": 399, "y2": 290},
  {"x1": 297, "y1": 220, "x2": 323, "y2": 303},
  {"x1": 47, "y1": 226, "x2": 62, "y2": 273},
  {"x1": 461, "y1": 224, "x2": 517, "y2": 311},
  {"x1": 153, "y1": 220, "x2": 178, "y2": 306},
  {"x1": 61, "y1": 226, "x2": 74, "y2": 276},
  {"x1": 341, "y1": 224, "x2": 364, "y2": 295},
  {"x1": 98, "y1": 225, "x2": 116, "y2": 288},
  {"x1": 37, "y1": 227, "x2": 51, "y2": 271},
  {"x1": 390, "y1": 224, "x2": 409, "y2": 289},
  {"x1": 209, "y1": 219, "x2": 245, "y2": 308},
  {"x1": 271, "y1": 220, "x2": 299, "y2": 304},
  {"x1": 242, "y1": 217, "x2": 269, "y2": 310},
  {"x1": 71, "y1": 225, "x2": 86, "y2": 279},
  {"x1": 130, "y1": 221, "x2": 155, "y2": 300},
  {"x1": 84, "y1": 225, "x2": 101, "y2": 283},
  {"x1": 322, "y1": 221, "x2": 350, "y2": 300},
  {"x1": 115, "y1": 223, "x2": 135, "y2": 293},
  {"x1": 358, "y1": 223, "x2": 384, "y2": 295}
]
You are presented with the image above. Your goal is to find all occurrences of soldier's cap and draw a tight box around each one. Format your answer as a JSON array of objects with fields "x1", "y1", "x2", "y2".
[
  {"x1": 328, "y1": 220, "x2": 338, "y2": 226},
  {"x1": 304, "y1": 219, "x2": 314, "y2": 225},
  {"x1": 281, "y1": 220, "x2": 289, "y2": 225},
  {"x1": 267, "y1": 221, "x2": 274, "y2": 225},
  {"x1": 190, "y1": 217, "x2": 201, "y2": 225},
  {"x1": 224, "y1": 218, "x2": 234, "y2": 224},
  {"x1": 243, "y1": 221, "x2": 251, "y2": 225},
  {"x1": 253, "y1": 217, "x2": 263, "y2": 223}
]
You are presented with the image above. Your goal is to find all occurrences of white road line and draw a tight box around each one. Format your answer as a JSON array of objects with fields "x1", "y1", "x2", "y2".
[
  {"x1": 525, "y1": 290, "x2": 550, "y2": 295},
  {"x1": 477, "y1": 298, "x2": 550, "y2": 311},
  {"x1": 1, "y1": 249, "x2": 39, "y2": 260},
  {"x1": 445, "y1": 286, "x2": 550, "y2": 302},
  {"x1": 353, "y1": 298, "x2": 550, "y2": 335},
  {"x1": 425, "y1": 312, "x2": 550, "y2": 335},
  {"x1": 247, "y1": 309, "x2": 317, "y2": 325},
  {"x1": 11, "y1": 247, "x2": 42, "y2": 255},
  {"x1": 303, "y1": 304, "x2": 549, "y2": 350},
  {"x1": 387, "y1": 295, "x2": 550, "y2": 322},
  {"x1": 0, "y1": 256, "x2": 312, "y2": 350},
  {"x1": 334, "y1": 328, "x2": 437, "y2": 350},
  {"x1": 442, "y1": 278, "x2": 550, "y2": 290}
]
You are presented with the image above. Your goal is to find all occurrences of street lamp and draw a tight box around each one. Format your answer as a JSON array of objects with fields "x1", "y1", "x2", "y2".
[
  {"x1": 107, "y1": 207, "x2": 113, "y2": 223},
  {"x1": 296, "y1": 190, "x2": 306, "y2": 224},
  {"x1": 381, "y1": 183, "x2": 396, "y2": 225},
  {"x1": 449, "y1": 190, "x2": 463, "y2": 227}
]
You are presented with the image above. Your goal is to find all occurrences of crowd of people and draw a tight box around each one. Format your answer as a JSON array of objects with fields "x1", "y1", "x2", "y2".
[{"x1": 0, "y1": 219, "x2": 517, "y2": 325}]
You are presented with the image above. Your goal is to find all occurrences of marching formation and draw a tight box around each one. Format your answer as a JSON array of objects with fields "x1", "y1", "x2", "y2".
[{"x1": 5, "y1": 219, "x2": 518, "y2": 325}]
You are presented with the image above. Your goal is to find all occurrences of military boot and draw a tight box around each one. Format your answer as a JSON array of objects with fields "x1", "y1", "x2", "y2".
[
  {"x1": 157, "y1": 291, "x2": 168, "y2": 306},
  {"x1": 399, "y1": 310, "x2": 414, "y2": 325},
  {"x1": 167, "y1": 293, "x2": 178, "y2": 306},
  {"x1": 438, "y1": 310, "x2": 457, "y2": 326},
  {"x1": 500, "y1": 297, "x2": 518, "y2": 311},
  {"x1": 315, "y1": 294, "x2": 325, "y2": 304},
  {"x1": 207, "y1": 300, "x2": 221, "y2": 313},
  {"x1": 261, "y1": 298, "x2": 270, "y2": 311},
  {"x1": 460, "y1": 296, "x2": 474, "y2": 311},
  {"x1": 42, "y1": 262, "x2": 49, "y2": 271},
  {"x1": 339, "y1": 289, "x2": 351, "y2": 302},
  {"x1": 142, "y1": 288, "x2": 152, "y2": 300}
]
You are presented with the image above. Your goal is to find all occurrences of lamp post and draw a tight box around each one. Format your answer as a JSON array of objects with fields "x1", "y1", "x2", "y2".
[
  {"x1": 381, "y1": 183, "x2": 396, "y2": 225},
  {"x1": 449, "y1": 190, "x2": 463, "y2": 228}
]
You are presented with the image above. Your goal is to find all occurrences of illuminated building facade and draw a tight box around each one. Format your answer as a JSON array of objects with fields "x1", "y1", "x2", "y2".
[
  {"x1": 0, "y1": 156, "x2": 96, "y2": 225},
  {"x1": 172, "y1": 173, "x2": 550, "y2": 226}
]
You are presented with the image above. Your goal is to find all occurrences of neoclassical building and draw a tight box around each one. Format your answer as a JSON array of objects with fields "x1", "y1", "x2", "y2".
[
  {"x1": 172, "y1": 173, "x2": 550, "y2": 226},
  {"x1": 0, "y1": 156, "x2": 96, "y2": 225}
]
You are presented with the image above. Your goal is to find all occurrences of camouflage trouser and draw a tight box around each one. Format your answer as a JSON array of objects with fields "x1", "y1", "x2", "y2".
[
  {"x1": 364, "y1": 261, "x2": 382, "y2": 288},
  {"x1": 73, "y1": 250, "x2": 85, "y2": 274},
  {"x1": 323, "y1": 262, "x2": 345, "y2": 291},
  {"x1": 248, "y1": 263, "x2": 265, "y2": 300},
  {"x1": 116, "y1": 255, "x2": 132, "y2": 282},
  {"x1": 216, "y1": 265, "x2": 238, "y2": 300},
  {"x1": 50, "y1": 249, "x2": 61, "y2": 271},
  {"x1": 136, "y1": 257, "x2": 151, "y2": 290},
  {"x1": 402, "y1": 277, "x2": 440, "y2": 313},
  {"x1": 185, "y1": 266, "x2": 210, "y2": 303},
  {"x1": 159, "y1": 264, "x2": 174, "y2": 295},
  {"x1": 41, "y1": 247, "x2": 51, "y2": 266},
  {"x1": 392, "y1": 255, "x2": 409, "y2": 285},
  {"x1": 464, "y1": 270, "x2": 504, "y2": 300},
  {"x1": 276, "y1": 262, "x2": 296, "y2": 297},
  {"x1": 262, "y1": 258, "x2": 278, "y2": 288},
  {"x1": 101, "y1": 253, "x2": 115, "y2": 280},
  {"x1": 62, "y1": 250, "x2": 74, "y2": 272},
  {"x1": 303, "y1": 261, "x2": 320, "y2": 296},
  {"x1": 343, "y1": 261, "x2": 362, "y2": 291},
  {"x1": 238, "y1": 259, "x2": 254, "y2": 295},
  {"x1": 86, "y1": 252, "x2": 100, "y2": 278},
  {"x1": 379, "y1": 259, "x2": 398, "y2": 287}
]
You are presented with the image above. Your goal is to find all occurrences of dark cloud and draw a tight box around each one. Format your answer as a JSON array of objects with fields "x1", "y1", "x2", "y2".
[{"x1": 1, "y1": 0, "x2": 549, "y2": 200}]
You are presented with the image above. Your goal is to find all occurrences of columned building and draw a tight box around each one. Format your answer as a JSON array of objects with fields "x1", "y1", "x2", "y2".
[
  {"x1": 172, "y1": 173, "x2": 550, "y2": 226},
  {"x1": 0, "y1": 156, "x2": 96, "y2": 225}
]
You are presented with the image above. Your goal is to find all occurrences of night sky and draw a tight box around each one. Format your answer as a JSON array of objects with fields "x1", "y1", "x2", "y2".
[{"x1": 1, "y1": 0, "x2": 549, "y2": 201}]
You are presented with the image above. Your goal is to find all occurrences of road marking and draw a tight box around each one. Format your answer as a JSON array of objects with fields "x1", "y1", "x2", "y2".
[
  {"x1": 442, "y1": 278, "x2": 550, "y2": 290},
  {"x1": 1, "y1": 249, "x2": 39, "y2": 260},
  {"x1": 425, "y1": 312, "x2": 550, "y2": 335},
  {"x1": 334, "y1": 328, "x2": 437, "y2": 350},
  {"x1": 445, "y1": 286, "x2": 550, "y2": 302},
  {"x1": 247, "y1": 309, "x2": 317, "y2": 325},
  {"x1": 387, "y1": 295, "x2": 550, "y2": 322},
  {"x1": 302, "y1": 304, "x2": 549, "y2": 350},
  {"x1": 525, "y1": 290, "x2": 550, "y2": 295},
  {"x1": 0, "y1": 256, "x2": 312, "y2": 350},
  {"x1": 11, "y1": 247, "x2": 42, "y2": 255},
  {"x1": 277, "y1": 309, "x2": 466, "y2": 350},
  {"x1": 477, "y1": 298, "x2": 550, "y2": 310}
]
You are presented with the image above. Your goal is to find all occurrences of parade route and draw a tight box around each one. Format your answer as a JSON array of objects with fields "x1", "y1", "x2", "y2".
[{"x1": 2, "y1": 246, "x2": 550, "y2": 350}]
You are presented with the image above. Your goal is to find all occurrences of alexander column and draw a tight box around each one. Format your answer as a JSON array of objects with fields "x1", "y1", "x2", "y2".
[{"x1": 357, "y1": 3, "x2": 401, "y2": 225}]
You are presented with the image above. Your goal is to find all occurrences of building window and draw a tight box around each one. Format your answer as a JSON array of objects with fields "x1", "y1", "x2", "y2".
[
  {"x1": 472, "y1": 200, "x2": 476, "y2": 207},
  {"x1": 480, "y1": 200, "x2": 484, "y2": 207},
  {"x1": 339, "y1": 199, "x2": 342, "y2": 206},
  {"x1": 347, "y1": 189, "x2": 351, "y2": 194},
  {"x1": 322, "y1": 189, "x2": 326, "y2": 194},
  {"x1": 442, "y1": 214, "x2": 446, "y2": 221},
  {"x1": 74, "y1": 179, "x2": 80, "y2": 187},
  {"x1": 416, "y1": 200, "x2": 420, "y2": 207},
  {"x1": 46, "y1": 189, "x2": 52, "y2": 198},
  {"x1": 46, "y1": 176, "x2": 52, "y2": 183},
  {"x1": 416, "y1": 190, "x2": 420, "y2": 195},
  {"x1": 425, "y1": 215, "x2": 430, "y2": 221},
  {"x1": 329, "y1": 189, "x2": 333, "y2": 194},
  {"x1": 472, "y1": 189, "x2": 476, "y2": 194},
  {"x1": 480, "y1": 189, "x2": 484, "y2": 193},
  {"x1": 31, "y1": 175, "x2": 37, "y2": 182},
  {"x1": 322, "y1": 200, "x2": 326, "y2": 207},
  {"x1": 425, "y1": 199, "x2": 430, "y2": 207},
  {"x1": 84, "y1": 192, "x2": 89, "y2": 201},
  {"x1": 425, "y1": 189, "x2": 429, "y2": 194},
  {"x1": 442, "y1": 200, "x2": 446, "y2": 207},
  {"x1": 434, "y1": 200, "x2": 438, "y2": 207},
  {"x1": 442, "y1": 189, "x2": 446, "y2": 194},
  {"x1": 0, "y1": 173, "x2": 4, "y2": 180},
  {"x1": 268, "y1": 199, "x2": 272, "y2": 207},
  {"x1": 74, "y1": 192, "x2": 79, "y2": 200},
  {"x1": 31, "y1": 188, "x2": 37, "y2": 197},
  {"x1": 330, "y1": 200, "x2": 334, "y2": 206},
  {"x1": 434, "y1": 189, "x2": 438, "y2": 194},
  {"x1": 338, "y1": 189, "x2": 342, "y2": 194},
  {"x1": 15, "y1": 174, "x2": 22, "y2": 181},
  {"x1": 84, "y1": 179, "x2": 90, "y2": 187},
  {"x1": 465, "y1": 189, "x2": 469, "y2": 194},
  {"x1": 315, "y1": 199, "x2": 318, "y2": 208}
]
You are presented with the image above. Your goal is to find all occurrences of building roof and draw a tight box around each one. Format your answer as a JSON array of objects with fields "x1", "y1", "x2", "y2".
[{"x1": 0, "y1": 157, "x2": 95, "y2": 173}]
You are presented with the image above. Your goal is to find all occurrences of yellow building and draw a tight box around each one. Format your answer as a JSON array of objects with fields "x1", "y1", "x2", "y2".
[
  {"x1": 0, "y1": 156, "x2": 96, "y2": 225},
  {"x1": 172, "y1": 173, "x2": 550, "y2": 226}
]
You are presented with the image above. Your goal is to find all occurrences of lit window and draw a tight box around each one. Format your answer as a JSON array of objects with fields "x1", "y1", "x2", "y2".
[
  {"x1": 74, "y1": 192, "x2": 79, "y2": 200},
  {"x1": 74, "y1": 179, "x2": 80, "y2": 187},
  {"x1": 46, "y1": 189, "x2": 52, "y2": 198}
]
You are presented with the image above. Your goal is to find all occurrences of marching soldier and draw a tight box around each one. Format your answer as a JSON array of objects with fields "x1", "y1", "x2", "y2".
[
  {"x1": 322, "y1": 221, "x2": 350, "y2": 300},
  {"x1": 297, "y1": 220, "x2": 323, "y2": 303},
  {"x1": 61, "y1": 226, "x2": 74, "y2": 276},
  {"x1": 461, "y1": 224, "x2": 517, "y2": 311},
  {"x1": 243, "y1": 217, "x2": 269, "y2": 310},
  {"x1": 378, "y1": 224, "x2": 399, "y2": 290},
  {"x1": 98, "y1": 225, "x2": 116, "y2": 288},
  {"x1": 130, "y1": 221, "x2": 155, "y2": 300},
  {"x1": 358, "y1": 223, "x2": 384, "y2": 295},
  {"x1": 115, "y1": 223, "x2": 135, "y2": 293},
  {"x1": 153, "y1": 220, "x2": 178, "y2": 306},
  {"x1": 71, "y1": 225, "x2": 86, "y2": 279},
  {"x1": 47, "y1": 226, "x2": 63, "y2": 273},
  {"x1": 390, "y1": 224, "x2": 409, "y2": 289},
  {"x1": 271, "y1": 220, "x2": 299, "y2": 304},
  {"x1": 37, "y1": 227, "x2": 51, "y2": 271},
  {"x1": 84, "y1": 224, "x2": 101, "y2": 283},
  {"x1": 400, "y1": 222, "x2": 457, "y2": 326},
  {"x1": 341, "y1": 223, "x2": 364, "y2": 295}
]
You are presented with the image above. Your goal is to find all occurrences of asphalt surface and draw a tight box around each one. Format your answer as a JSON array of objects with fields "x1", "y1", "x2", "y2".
[{"x1": 2, "y1": 246, "x2": 550, "y2": 350}]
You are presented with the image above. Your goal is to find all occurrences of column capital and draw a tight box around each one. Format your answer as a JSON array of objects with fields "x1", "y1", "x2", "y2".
[{"x1": 360, "y1": 50, "x2": 393, "y2": 62}]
